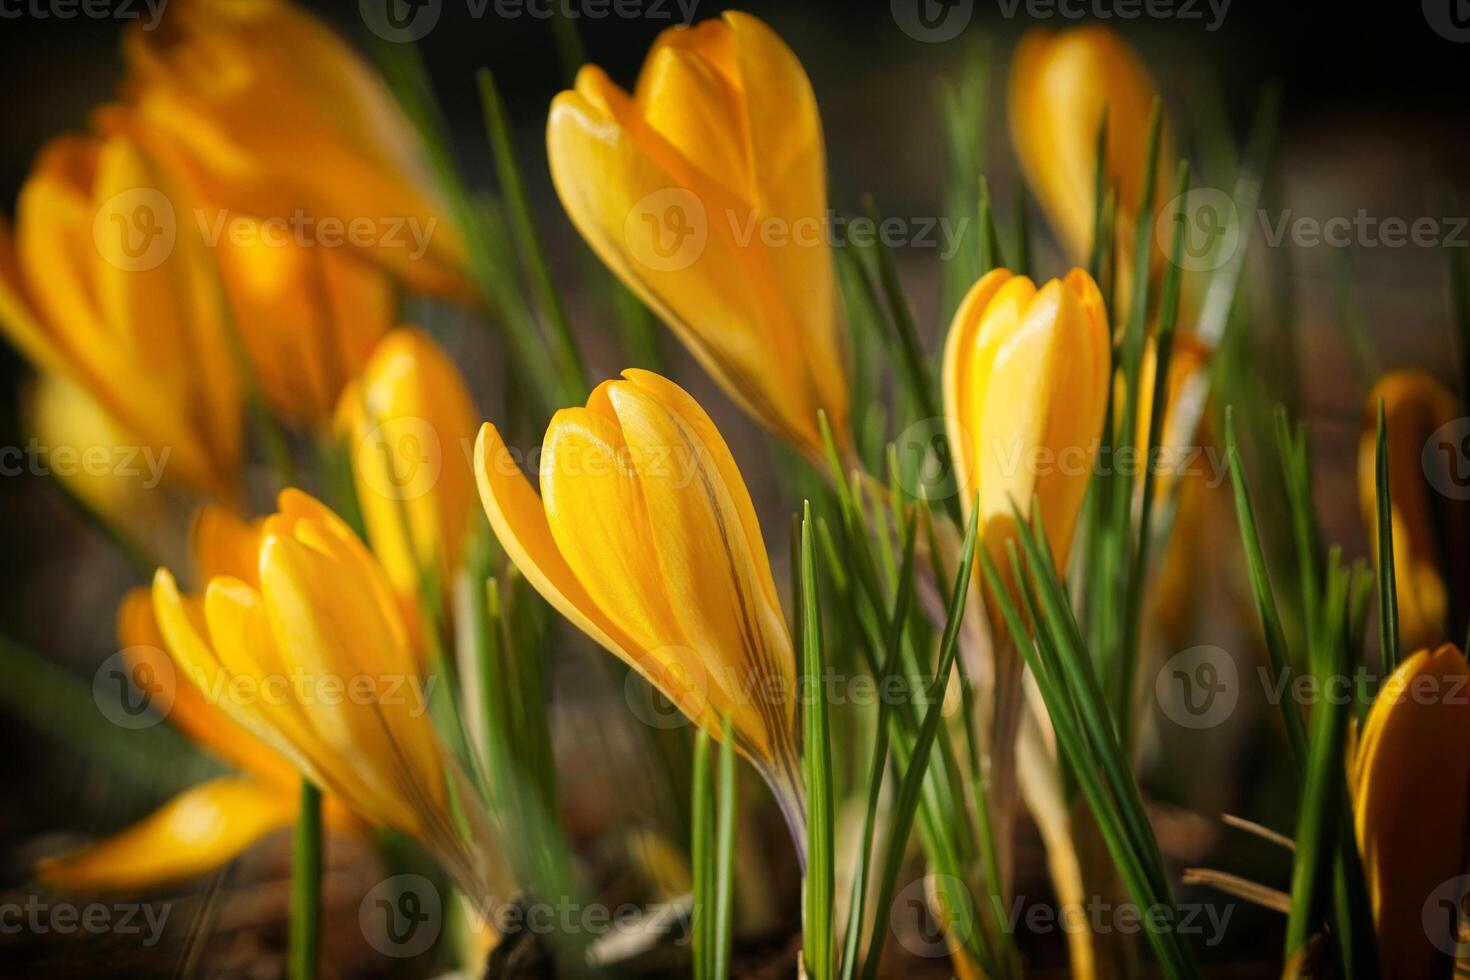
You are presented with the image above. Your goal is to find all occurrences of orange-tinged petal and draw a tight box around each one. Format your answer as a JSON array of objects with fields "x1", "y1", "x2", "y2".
[
  {"x1": 36, "y1": 777, "x2": 297, "y2": 891},
  {"x1": 1353, "y1": 645, "x2": 1470, "y2": 978},
  {"x1": 191, "y1": 505, "x2": 261, "y2": 586}
]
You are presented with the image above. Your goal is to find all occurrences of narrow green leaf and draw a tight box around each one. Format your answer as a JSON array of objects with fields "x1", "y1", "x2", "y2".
[
  {"x1": 712, "y1": 716, "x2": 738, "y2": 980},
  {"x1": 800, "y1": 502, "x2": 835, "y2": 980},
  {"x1": 477, "y1": 67, "x2": 587, "y2": 403},
  {"x1": 978, "y1": 176, "x2": 1007, "y2": 274},
  {"x1": 1087, "y1": 106, "x2": 1110, "y2": 280},
  {"x1": 1224, "y1": 409, "x2": 1307, "y2": 765},
  {"x1": 860, "y1": 496, "x2": 986, "y2": 980}
]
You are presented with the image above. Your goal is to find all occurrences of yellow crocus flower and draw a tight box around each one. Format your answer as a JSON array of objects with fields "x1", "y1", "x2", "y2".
[
  {"x1": 474, "y1": 369, "x2": 804, "y2": 839},
  {"x1": 151, "y1": 490, "x2": 509, "y2": 901},
  {"x1": 0, "y1": 133, "x2": 241, "y2": 502},
  {"x1": 1352, "y1": 644, "x2": 1470, "y2": 979},
  {"x1": 1010, "y1": 26, "x2": 1172, "y2": 283},
  {"x1": 942, "y1": 267, "x2": 1111, "y2": 575},
  {"x1": 1358, "y1": 370, "x2": 1468, "y2": 652},
  {"x1": 336, "y1": 327, "x2": 480, "y2": 605},
  {"x1": 121, "y1": 0, "x2": 464, "y2": 296},
  {"x1": 38, "y1": 508, "x2": 336, "y2": 890},
  {"x1": 546, "y1": 12, "x2": 848, "y2": 459}
]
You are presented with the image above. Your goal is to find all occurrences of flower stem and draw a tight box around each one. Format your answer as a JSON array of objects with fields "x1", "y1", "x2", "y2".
[{"x1": 290, "y1": 779, "x2": 323, "y2": 980}]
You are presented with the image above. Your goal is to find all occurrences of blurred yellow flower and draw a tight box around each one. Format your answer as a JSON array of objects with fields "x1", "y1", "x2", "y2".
[
  {"x1": 475, "y1": 369, "x2": 803, "y2": 838},
  {"x1": 152, "y1": 490, "x2": 508, "y2": 899},
  {"x1": 1358, "y1": 370, "x2": 1468, "y2": 652},
  {"x1": 0, "y1": 133, "x2": 241, "y2": 502},
  {"x1": 1352, "y1": 644, "x2": 1470, "y2": 979},
  {"x1": 336, "y1": 327, "x2": 480, "y2": 605},
  {"x1": 121, "y1": 0, "x2": 464, "y2": 296},
  {"x1": 942, "y1": 267, "x2": 1111, "y2": 576},
  {"x1": 1010, "y1": 25, "x2": 1172, "y2": 284},
  {"x1": 38, "y1": 509, "x2": 333, "y2": 890},
  {"x1": 546, "y1": 12, "x2": 848, "y2": 458}
]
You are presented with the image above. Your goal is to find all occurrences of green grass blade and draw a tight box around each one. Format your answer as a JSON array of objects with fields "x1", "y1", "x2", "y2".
[
  {"x1": 1224, "y1": 409, "x2": 1307, "y2": 765},
  {"x1": 1087, "y1": 106, "x2": 1110, "y2": 280},
  {"x1": 476, "y1": 67, "x2": 587, "y2": 404},
  {"x1": 978, "y1": 176, "x2": 1007, "y2": 274},
  {"x1": 860, "y1": 498, "x2": 984, "y2": 980},
  {"x1": 1284, "y1": 559, "x2": 1352, "y2": 959},
  {"x1": 712, "y1": 716, "x2": 738, "y2": 980},
  {"x1": 800, "y1": 503, "x2": 836, "y2": 980}
]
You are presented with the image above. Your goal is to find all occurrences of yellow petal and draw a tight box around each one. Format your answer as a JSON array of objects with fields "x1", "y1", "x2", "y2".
[
  {"x1": 191, "y1": 505, "x2": 262, "y2": 586},
  {"x1": 1353, "y1": 644, "x2": 1470, "y2": 978},
  {"x1": 606, "y1": 376, "x2": 795, "y2": 762},
  {"x1": 473, "y1": 421, "x2": 647, "y2": 670},
  {"x1": 36, "y1": 777, "x2": 296, "y2": 891},
  {"x1": 546, "y1": 12, "x2": 846, "y2": 457},
  {"x1": 942, "y1": 268, "x2": 1017, "y2": 505},
  {"x1": 336, "y1": 328, "x2": 478, "y2": 603}
]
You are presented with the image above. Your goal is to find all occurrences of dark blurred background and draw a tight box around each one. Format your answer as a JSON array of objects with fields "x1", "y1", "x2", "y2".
[{"x1": 1, "y1": 1, "x2": 1467, "y2": 976}]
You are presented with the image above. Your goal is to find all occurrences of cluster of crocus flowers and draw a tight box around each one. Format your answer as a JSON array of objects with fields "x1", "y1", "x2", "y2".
[
  {"x1": 120, "y1": 0, "x2": 465, "y2": 296},
  {"x1": 1359, "y1": 370, "x2": 1469, "y2": 652},
  {"x1": 1352, "y1": 643, "x2": 1470, "y2": 978},
  {"x1": 336, "y1": 327, "x2": 481, "y2": 606},
  {"x1": 146, "y1": 490, "x2": 510, "y2": 902},
  {"x1": 546, "y1": 12, "x2": 848, "y2": 459},
  {"x1": 1010, "y1": 25, "x2": 1172, "y2": 287},
  {"x1": 474, "y1": 369, "x2": 805, "y2": 844},
  {"x1": 39, "y1": 508, "x2": 332, "y2": 889},
  {"x1": 942, "y1": 266, "x2": 1111, "y2": 576}
]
